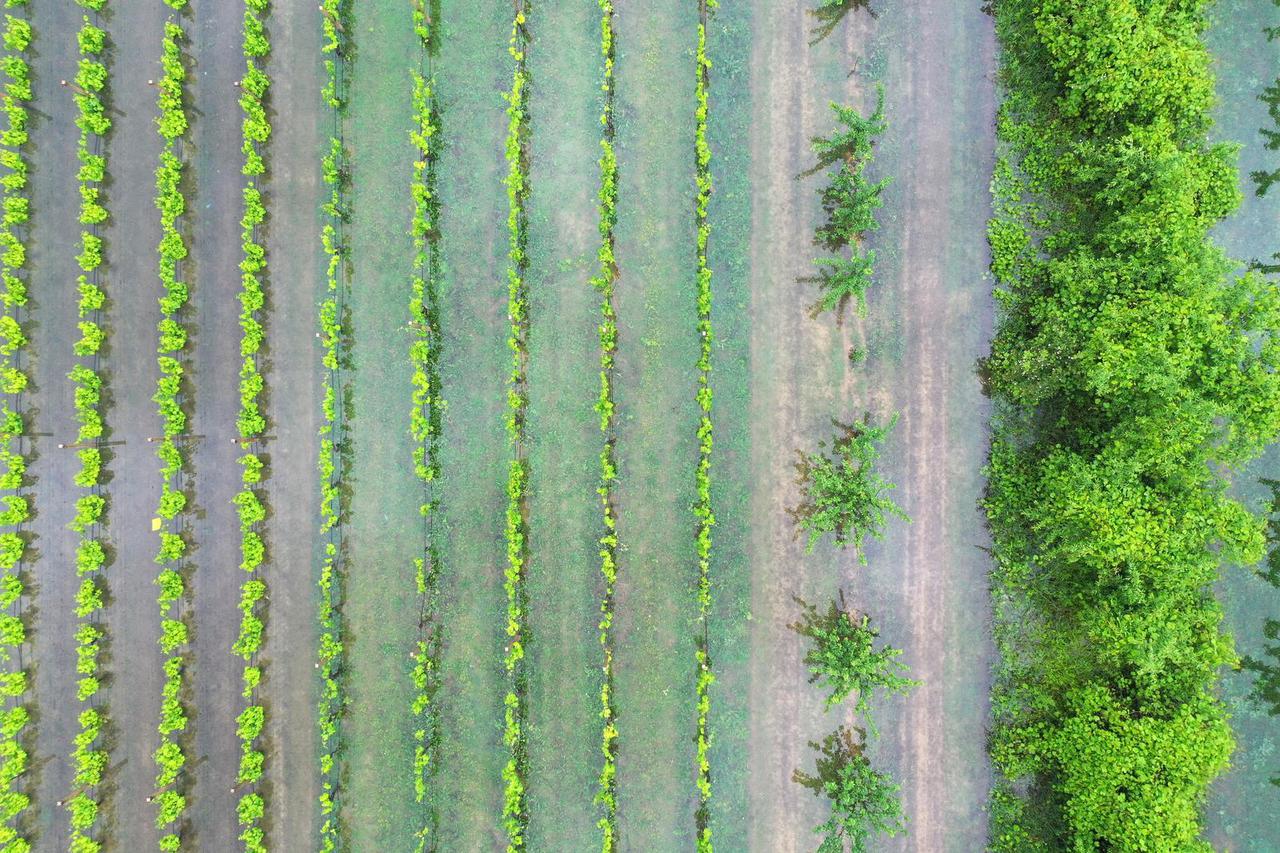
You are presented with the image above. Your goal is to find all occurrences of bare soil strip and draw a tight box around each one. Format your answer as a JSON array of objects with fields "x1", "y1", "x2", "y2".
[{"x1": 862, "y1": 3, "x2": 997, "y2": 849}]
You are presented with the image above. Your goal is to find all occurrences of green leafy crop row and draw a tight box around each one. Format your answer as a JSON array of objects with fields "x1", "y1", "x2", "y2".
[
  {"x1": 984, "y1": 1, "x2": 1280, "y2": 848},
  {"x1": 66, "y1": 4, "x2": 111, "y2": 849},
  {"x1": 502, "y1": 4, "x2": 531, "y2": 849},
  {"x1": 235, "y1": 1, "x2": 271, "y2": 850},
  {"x1": 407, "y1": 7, "x2": 441, "y2": 849},
  {"x1": 150, "y1": 14, "x2": 190, "y2": 851},
  {"x1": 0, "y1": 4, "x2": 31, "y2": 850},
  {"x1": 692, "y1": 4, "x2": 716, "y2": 849},
  {"x1": 315, "y1": 3, "x2": 348, "y2": 851},
  {"x1": 590, "y1": 1, "x2": 618, "y2": 850}
]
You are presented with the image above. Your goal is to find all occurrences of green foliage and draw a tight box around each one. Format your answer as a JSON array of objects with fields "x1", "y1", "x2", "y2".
[
  {"x1": 983, "y1": 0, "x2": 1280, "y2": 848},
  {"x1": 791, "y1": 595, "x2": 916, "y2": 719},
  {"x1": 807, "y1": 91, "x2": 887, "y2": 316},
  {"x1": 62, "y1": 11, "x2": 113, "y2": 842},
  {"x1": 793, "y1": 726, "x2": 905, "y2": 853},
  {"x1": 793, "y1": 417, "x2": 906, "y2": 560},
  {"x1": 807, "y1": 0, "x2": 875, "y2": 45}
]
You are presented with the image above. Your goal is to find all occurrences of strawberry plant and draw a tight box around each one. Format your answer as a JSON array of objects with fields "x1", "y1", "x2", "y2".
[{"x1": 314, "y1": 3, "x2": 350, "y2": 851}]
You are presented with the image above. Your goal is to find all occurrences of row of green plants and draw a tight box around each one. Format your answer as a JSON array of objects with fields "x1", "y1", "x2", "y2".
[
  {"x1": 0, "y1": 5, "x2": 32, "y2": 850},
  {"x1": 691, "y1": 3, "x2": 715, "y2": 850},
  {"x1": 315, "y1": 1, "x2": 348, "y2": 849},
  {"x1": 235, "y1": 1, "x2": 271, "y2": 850},
  {"x1": 984, "y1": 1, "x2": 1280, "y2": 848},
  {"x1": 151, "y1": 10, "x2": 190, "y2": 851},
  {"x1": 808, "y1": 88, "x2": 886, "y2": 318},
  {"x1": 589, "y1": 0, "x2": 618, "y2": 849},
  {"x1": 790, "y1": 594, "x2": 914, "y2": 852},
  {"x1": 791, "y1": 11, "x2": 911, "y2": 845},
  {"x1": 501, "y1": 3, "x2": 531, "y2": 848},
  {"x1": 67, "y1": 4, "x2": 111, "y2": 849},
  {"x1": 407, "y1": 5, "x2": 442, "y2": 849}
]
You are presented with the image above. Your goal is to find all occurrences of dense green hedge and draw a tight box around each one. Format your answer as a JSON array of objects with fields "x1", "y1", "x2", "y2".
[
  {"x1": 234, "y1": 1, "x2": 271, "y2": 850},
  {"x1": 985, "y1": 1, "x2": 1280, "y2": 849}
]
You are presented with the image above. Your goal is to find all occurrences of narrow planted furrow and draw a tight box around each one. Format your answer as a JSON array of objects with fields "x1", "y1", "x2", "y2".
[
  {"x1": 691, "y1": 3, "x2": 716, "y2": 848},
  {"x1": 591, "y1": 0, "x2": 620, "y2": 847},
  {"x1": 64, "y1": 3, "x2": 112, "y2": 847},
  {"x1": 502, "y1": 3, "x2": 532, "y2": 847},
  {"x1": 315, "y1": 2, "x2": 349, "y2": 848},
  {"x1": 151, "y1": 7, "x2": 194, "y2": 847},
  {"x1": 232, "y1": 1, "x2": 271, "y2": 849},
  {"x1": 408, "y1": 5, "x2": 442, "y2": 848},
  {"x1": 0, "y1": 8, "x2": 32, "y2": 849}
]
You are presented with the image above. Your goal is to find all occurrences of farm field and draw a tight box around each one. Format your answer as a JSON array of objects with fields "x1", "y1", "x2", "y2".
[{"x1": 0, "y1": 1, "x2": 1276, "y2": 852}]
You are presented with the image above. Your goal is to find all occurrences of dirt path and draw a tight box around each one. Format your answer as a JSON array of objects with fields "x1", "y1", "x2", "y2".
[
  {"x1": 187, "y1": 0, "x2": 254, "y2": 846},
  {"x1": 261, "y1": 0, "x2": 323, "y2": 845},
  {"x1": 745, "y1": 2, "x2": 996, "y2": 850},
  {"x1": 524, "y1": 2, "x2": 604, "y2": 847},
  {"x1": 1204, "y1": 1, "x2": 1280, "y2": 847},
  {"x1": 101, "y1": 3, "x2": 166, "y2": 848},
  {"x1": 27, "y1": 1, "x2": 96, "y2": 846},
  {"x1": 863, "y1": 3, "x2": 997, "y2": 849},
  {"x1": 703, "y1": 3, "x2": 754, "y2": 848}
]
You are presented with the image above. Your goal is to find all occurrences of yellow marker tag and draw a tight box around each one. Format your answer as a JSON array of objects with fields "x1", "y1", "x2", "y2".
[{"x1": 151, "y1": 518, "x2": 161, "y2": 532}]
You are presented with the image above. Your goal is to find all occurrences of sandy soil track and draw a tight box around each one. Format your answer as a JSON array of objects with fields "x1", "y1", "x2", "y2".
[{"x1": 744, "y1": 2, "x2": 997, "y2": 850}]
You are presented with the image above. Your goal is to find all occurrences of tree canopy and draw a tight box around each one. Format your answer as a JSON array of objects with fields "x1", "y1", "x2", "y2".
[
  {"x1": 793, "y1": 726, "x2": 904, "y2": 853},
  {"x1": 984, "y1": 0, "x2": 1280, "y2": 848},
  {"x1": 792, "y1": 416, "x2": 906, "y2": 561},
  {"x1": 790, "y1": 594, "x2": 916, "y2": 721}
]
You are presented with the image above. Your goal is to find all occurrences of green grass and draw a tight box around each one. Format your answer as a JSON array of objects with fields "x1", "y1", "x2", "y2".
[
  {"x1": 522, "y1": 0, "x2": 605, "y2": 847},
  {"x1": 342, "y1": 0, "x2": 420, "y2": 847},
  {"x1": 705, "y1": 2, "x2": 754, "y2": 849},
  {"x1": 426, "y1": 0, "x2": 513, "y2": 846},
  {"x1": 611, "y1": 0, "x2": 701, "y2": 846}
]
